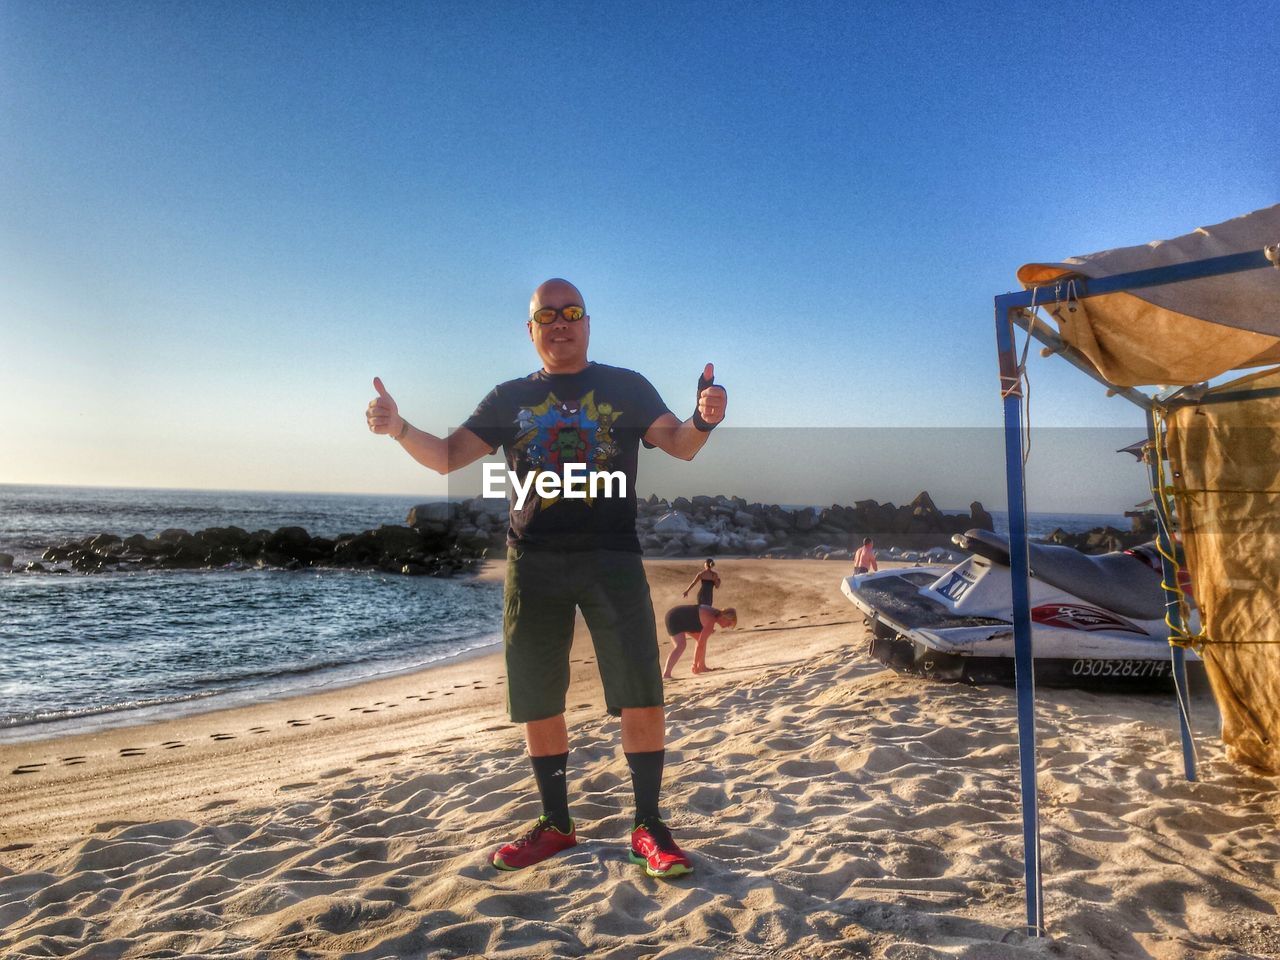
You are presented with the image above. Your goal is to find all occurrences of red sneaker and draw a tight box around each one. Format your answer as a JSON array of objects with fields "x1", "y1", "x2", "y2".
[
  {"x1": 629, "y1": 819, "x2": 693, "y2": 878},
  {"x1": 490, "y1": 816, "x2": 577, "y2": 871}
]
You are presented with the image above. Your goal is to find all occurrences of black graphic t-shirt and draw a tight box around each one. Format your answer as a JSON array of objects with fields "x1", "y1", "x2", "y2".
[{"x1": 461, "y1": 362, "x2": 673, "y2": 552}]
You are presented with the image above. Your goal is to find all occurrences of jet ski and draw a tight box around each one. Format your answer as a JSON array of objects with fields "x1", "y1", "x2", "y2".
[{"x1": 841, "y1": 528, "x2": 1202, "y2": 688}]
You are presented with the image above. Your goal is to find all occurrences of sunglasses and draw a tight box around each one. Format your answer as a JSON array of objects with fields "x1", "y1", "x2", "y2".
[{"x1": 531, "y1": 304, "x2": 586, "y2": 325}]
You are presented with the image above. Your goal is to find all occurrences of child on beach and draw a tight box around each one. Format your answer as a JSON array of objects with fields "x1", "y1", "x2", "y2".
[
  {"x1": 662, "y1": 604, "x2": 737, "y2": 678},
  {"x1": 852, "y1": 537, "x2": 877, "y2": 575},
  {"x1": 681, "y1": 558, "x2": 720, "y2": 608}
]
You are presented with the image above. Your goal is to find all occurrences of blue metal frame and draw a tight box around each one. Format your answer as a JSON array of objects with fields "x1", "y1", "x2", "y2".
[
  {"x1": 1145, "y1": 410, "x2": 1198, "y2": 782},
  {"x1": 993, "y1": 242, "x2": 1275, "y2": 936},
  {"x1": 995, "y1": 308, "x2": 1045, "y2": 937}
]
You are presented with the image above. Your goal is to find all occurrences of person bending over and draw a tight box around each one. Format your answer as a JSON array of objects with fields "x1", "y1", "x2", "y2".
[
  {"x1": 366, "y1": 278, "x2": 727, "y2": 879},
  {"x1": 663, "y1": 604, "x2": 737, "y2": 678}
]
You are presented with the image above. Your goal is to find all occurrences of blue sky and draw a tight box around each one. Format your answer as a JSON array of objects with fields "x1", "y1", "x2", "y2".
[{"x1": 2, "y1": 1, "x2": 1275, "y2": 509}]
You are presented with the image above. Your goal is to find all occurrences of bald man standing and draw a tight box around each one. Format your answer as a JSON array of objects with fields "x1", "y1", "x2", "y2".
[{"x1": 366, "y1": 278, "x2": 726, "y2": 879}]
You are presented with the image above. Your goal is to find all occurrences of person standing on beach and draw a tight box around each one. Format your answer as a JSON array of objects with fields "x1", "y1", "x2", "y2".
[
  {"x1": 365, "y1": 278, "x2": 726, "y2": 879},
  {"x1": 662, "y1": 603, "x2": 737, "y2": 678},
  {"x1": 681, "y1": 558, "x2": 720, "y2": 608},
  {"x1": 852, "y1": 537, "x2": 878, "y2": 575}
]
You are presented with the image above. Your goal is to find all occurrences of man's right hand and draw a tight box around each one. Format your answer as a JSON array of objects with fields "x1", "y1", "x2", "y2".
[{"x1": 366, "y1": 377, "x2": 405, "y2": 437}]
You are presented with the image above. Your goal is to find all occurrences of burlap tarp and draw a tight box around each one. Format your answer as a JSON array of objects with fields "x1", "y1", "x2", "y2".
[
  {"x1": 1167, "y1": 367, "x2": 1280, "y2": 773},
  {"x1": 1018, "y1": 205, "x2": 1280, "y2": 387}
]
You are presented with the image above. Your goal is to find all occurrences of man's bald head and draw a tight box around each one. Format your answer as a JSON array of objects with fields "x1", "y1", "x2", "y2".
[
  {"x1": 527, "y1": 277, "x2": 590, "y2": 374},
  {"x1": 529, "y1": 278, "x2": 585, "y2": 318}
]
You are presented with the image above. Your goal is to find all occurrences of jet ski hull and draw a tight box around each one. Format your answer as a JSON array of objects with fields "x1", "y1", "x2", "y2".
[{"x1": 843, "y1": 560, "x2": 1203, "y2": 690}]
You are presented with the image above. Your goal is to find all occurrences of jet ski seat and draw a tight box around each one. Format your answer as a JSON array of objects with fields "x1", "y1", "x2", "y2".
[{"x1": 956, "y1": 529, "x2": 1165, "y2": 621}]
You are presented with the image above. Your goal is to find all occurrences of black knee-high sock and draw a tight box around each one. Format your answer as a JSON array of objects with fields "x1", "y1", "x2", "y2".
[
  {"x1": 625, "y1": 749, "x2": 665, "y2": 826},
  {"x1": 530, "y1": 752, "x2": 571, "y2": 832}
]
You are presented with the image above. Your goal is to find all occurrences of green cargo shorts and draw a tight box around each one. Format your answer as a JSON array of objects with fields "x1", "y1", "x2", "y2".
[{"x1": 503, "y1": 547, "x2": 664, "y2": 723}]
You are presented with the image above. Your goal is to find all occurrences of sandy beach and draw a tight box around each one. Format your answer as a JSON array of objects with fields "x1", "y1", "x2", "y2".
[{"x1": 1, "y1": 558, "x2": 1277, "y2": 959}]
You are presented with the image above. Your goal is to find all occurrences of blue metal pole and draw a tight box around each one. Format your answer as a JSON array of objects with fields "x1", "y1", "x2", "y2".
[
  {"x1": 1144, "y1": 411, "x2": 1198, "y2": 781},
  {"x1": 995, "y1": 295, "x2": 1045, "y2": 937}
]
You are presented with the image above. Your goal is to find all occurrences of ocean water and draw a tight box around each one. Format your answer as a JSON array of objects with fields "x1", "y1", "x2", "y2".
[
  {"x1": 0, "y1": 484, "x2": 1131, "y2": 744},
  {"x1": 987, "y1": 510, "x2": 1134, "y2": 541},
  {"x1": 0, "y1": 485, "x2": 502, "y2": 744}
]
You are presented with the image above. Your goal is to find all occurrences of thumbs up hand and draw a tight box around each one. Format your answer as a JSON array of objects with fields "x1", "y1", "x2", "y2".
[
  {"x1": 366, "y1": 377, "x2": 405, "y2": 438},
  {"x1": 693, "y1": 362, "x2": 727, "y2": 431}
]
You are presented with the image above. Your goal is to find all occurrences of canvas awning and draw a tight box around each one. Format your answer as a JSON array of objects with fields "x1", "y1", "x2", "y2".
[{"x1": 1017, "y1": 205, "x2": 1280, "y2": 387}]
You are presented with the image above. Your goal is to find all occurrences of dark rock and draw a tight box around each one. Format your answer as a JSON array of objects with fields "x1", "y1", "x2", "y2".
[
  {"x1": 969, "y1": 501, "x2": 995, "y2": 532},
  {"x1": 88, "y1": 533, "x2": 123, "y2": 553},
  {"x1": 158, "y1": 528, "x2": 191, "y2": 543},
  {"x1": 0, "y1": 552, "x2": 12, "y2": 569},
  {"x1": 198, "y1": 526, "x2": 251, "y2": 548},
  {"x1": 793, "y1": 508, "x2": 818, "y2": 532},
  {"x1": 372, "y1": 525, "x2": 424, "y2": 557},
  {"x1": 910, "y1": 491, "x2": 939, "y2": 515},
  {"x1": 401, "y1": 563, "x2": 430, "y2": 576},
  {"x1": 25, "y1": 561, "x2": 45, "y2": 572},
  {"x1": 407, "y1": 502, "x2": 457, "y2": 526},
  {"x1": 266, "y1": 526, "x2": 313, "y2": 559}
]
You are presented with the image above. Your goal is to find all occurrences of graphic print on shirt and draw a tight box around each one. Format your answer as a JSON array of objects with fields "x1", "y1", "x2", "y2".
[{"x1": 511, "y1": 390, "x2": 621, "y2": 510}]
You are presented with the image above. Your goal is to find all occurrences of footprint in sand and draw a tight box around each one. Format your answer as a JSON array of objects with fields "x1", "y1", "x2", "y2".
[
  {"x1": 119, "y1": 748, "x2": 146, "y2": 757},
  {"x1": 481, "y1": 725, "x2": 508, "y2": 732},
  {"x1": 249, "y1": 726, "x2": 269, "y2": 734},
  {"x1": 210, "y1": 733, "x2": 236, "y2": 741},
  {"x1": 349, "y1": 706, "x2": 364, "y2": 712},
  {"x1": 198, "y1": 798, "x2": 236, "y2": 811},
  {"x1": 61, "y1": 756, "x2": 87, "y2": 766},
  {"x1": 385, "y1": 703, "x2": 398, "y2": 709},
  {"x1": 12, "y1": 763, "x2": 46, "y2": 775},
  {"x1": 280, "y1": 781, "x2": 317, "y2": 791},
  {"x1": 452, "y1": 684, "x2": 467, "y2": 689},
  {"x1": 320, "y1": 766, "x2": 354, "y2": 779},
  {"x1": 163, "y1": 742, "x2": 186, "y2": 750},
  {"x1": 361, "y1": 708, "x2": 379, "y2": 713},
  {"x1": 0, "y1": 842, "x2": 33, "y2": 852},
  {"x1": 287, "y1": 720, "x2": 311, "y2": 727},
  {"x1": 357, "y1": 751, "x2": 402, "y2": 763},
  {"x1": 374, "y1": 701, "x2": 387, "y2": 706},
  {"x1": 442, "y1": 692, "x2": 454, "y2": 697}
]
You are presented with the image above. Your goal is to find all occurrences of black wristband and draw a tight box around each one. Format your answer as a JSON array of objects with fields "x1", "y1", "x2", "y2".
[{"x1": 692, "y1": 409, "x2": 717, "y2": 432}]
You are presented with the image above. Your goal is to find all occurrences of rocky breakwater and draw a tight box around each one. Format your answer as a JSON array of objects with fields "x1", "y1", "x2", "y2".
[
  {"x1": 394, "y1": 491, "x2": 994, "y2": 560},
  {"x1": 1042, "y1": 509, "x2": 1159, "y2": 554},
  {"x1": 19, "y1": 503, "x2": 489, "y2": 577},
  {"x1": 631, "y1": 491, "x2": 995, "y2": 559}
]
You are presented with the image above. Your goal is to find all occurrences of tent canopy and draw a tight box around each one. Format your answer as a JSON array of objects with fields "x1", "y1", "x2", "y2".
[{"x1": 1017, "y1": 205, "x2": 1280, "y2": 387}]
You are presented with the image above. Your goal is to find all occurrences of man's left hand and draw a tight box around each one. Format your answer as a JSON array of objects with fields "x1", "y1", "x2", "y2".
[{"x1": 696, "y1": 363, "x2": 727, "y2": 428}]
